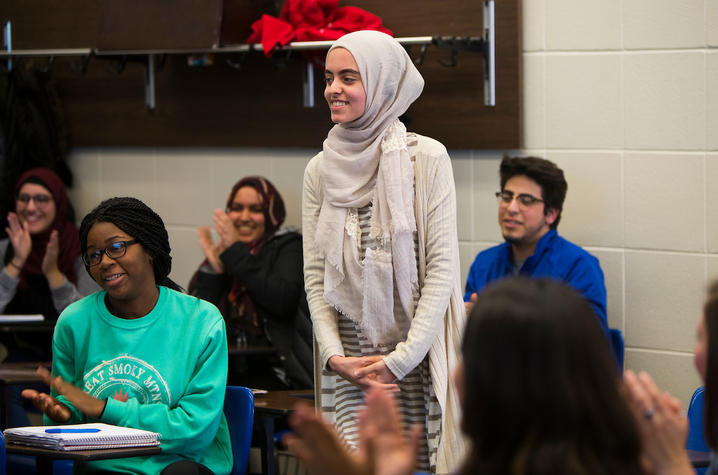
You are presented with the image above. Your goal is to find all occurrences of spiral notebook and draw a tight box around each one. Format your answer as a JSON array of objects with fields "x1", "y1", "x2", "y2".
[{"x1": 3, "y1": 423, "x2": 160, "y2": 451}]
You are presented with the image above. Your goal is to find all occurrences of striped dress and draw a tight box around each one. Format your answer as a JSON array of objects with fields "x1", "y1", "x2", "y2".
[
  {"x1": 304, "y1": 132, "x2": 467, "y2": 473},
  {"x1": 318, "y1": 202, "x2": 442, "y2": 473}
]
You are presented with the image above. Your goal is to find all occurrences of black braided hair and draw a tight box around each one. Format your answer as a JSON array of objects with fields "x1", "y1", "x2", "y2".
[{"x1": 79, "y1": 197, "x2": 182, "y2": 292}]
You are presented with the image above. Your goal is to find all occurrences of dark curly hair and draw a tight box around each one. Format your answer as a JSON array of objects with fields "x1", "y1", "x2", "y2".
[
  {"x1": 499, "y1": 156, "x2": 567, "y2": 229},
  {"x1": 79, "y1": 197, "x2": 181, "y2": 292}
]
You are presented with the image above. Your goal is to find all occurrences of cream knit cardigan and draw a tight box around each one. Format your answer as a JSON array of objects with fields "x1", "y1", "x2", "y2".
[{"x1": 302, "y1": 133, "x2": 466, "y2": 473}]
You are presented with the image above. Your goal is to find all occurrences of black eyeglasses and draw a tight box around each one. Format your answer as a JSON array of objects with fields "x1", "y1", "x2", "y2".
[
  {"x1": 495, "y1": 190, "x2": 544, "y2": 208},
  {"x1": 83, "y1": 240, "x2": 138, "y2": 267},
  {"x1": 16, "y1": 193, "x2": 53, "y2": 207}
]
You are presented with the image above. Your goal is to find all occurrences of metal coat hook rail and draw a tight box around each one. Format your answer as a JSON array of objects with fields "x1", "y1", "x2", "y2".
[{"x1": 1, "y1": 0, "x2": 496, "y2": 110}]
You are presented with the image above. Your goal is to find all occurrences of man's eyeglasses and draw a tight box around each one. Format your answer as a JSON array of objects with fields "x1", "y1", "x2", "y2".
[
  {"x1": 16, "y1": 194, "x2": 53, "y2": 207},
  {"x1": 495, "y1": 191, "x2": 544, "y2": 207},
  {"x1": 83, "y1": 240, "x2": 138, "y2": 267}
]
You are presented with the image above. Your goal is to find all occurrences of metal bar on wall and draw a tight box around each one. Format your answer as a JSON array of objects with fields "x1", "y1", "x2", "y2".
[
  {"x1": 145, "y1": 54, "x2": 155, "y2": 111},
  {"x1": 0, "y1": 48, "x2": 92, "y2": 57},
  {"x1": 3, "y1": 21, "x2": 11, "y2": 71},
  {"x1": 483, "y1": 0, "x2": 496, "y2": 107},
  {"x1": 302, "y1": 61, "x2": 314, "y2": 108}
]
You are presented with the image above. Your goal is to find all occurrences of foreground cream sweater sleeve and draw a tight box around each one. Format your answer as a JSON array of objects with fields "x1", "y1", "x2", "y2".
[
  {"x1": 302, "y1": 153, "x2": 345, "y2": 368},
  {"x1": 382, "y1": 137, "x2": 458, "y2": 379},
  {"x1": 408, "y1": 135, "x2": 467, "y2": 473}
]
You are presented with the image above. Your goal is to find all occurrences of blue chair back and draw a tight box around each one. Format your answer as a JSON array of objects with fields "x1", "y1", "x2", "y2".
[
  {"x1": 687, "y1": 386, "x2": 710, "y2": 475},
  {"x1": 224, "y1": 386, "x2": 255, "y2": 475},
  {"x1": 0, "y1": 431, "x2": 5, "y2": 475},
  {"x1": 609, "y1": 328, "x2": 624, "y2": 374},
  {"x1": 688, "y1": 386, "x2": 710, "y2": 452}
]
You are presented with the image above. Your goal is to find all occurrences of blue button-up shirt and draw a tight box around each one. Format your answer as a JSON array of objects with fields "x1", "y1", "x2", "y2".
[{"x1": 464, "y1": 229, "x2": 608, "y2": 336}]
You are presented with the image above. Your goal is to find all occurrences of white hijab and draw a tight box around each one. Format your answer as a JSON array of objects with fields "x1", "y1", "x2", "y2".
[{"x1": 315, "y1": 30, "x2": 425, "y2": 345}]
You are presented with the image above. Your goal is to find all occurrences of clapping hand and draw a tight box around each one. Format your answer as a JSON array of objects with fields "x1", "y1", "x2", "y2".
[
  {"x1": 358, "y1": 388, "x2": 421, "y2": 475},
  {"x1": 623, "y1": 370, "x2": 693, "y2": 475},
  {"x1": 197, "y1": 226, "x2": 225, "y2": 274},
  {"x1": 286, "y1": 403, "x2": 365, "y2": 475},
  {"x1": 286, "y1": 388, "x2": 418, "y2": 475},
  {"x1": 42, "y1": 230, "x2": 65, "y2": 287},
  {"x1": 41, "y1": 230, "x2": 59, "y2": 274},
  {"x1": 464, "y1": 292, "x2": 478, "y2": 317},
  {"x1": 22, "y1": 367, "x2": 106, "y2": 422},
  {"x1": 212, "y1": 209, "x2": 241, "y2": 249},
  {"x1": 6, "y1": 212, "x2": 31, "y2": 267}
]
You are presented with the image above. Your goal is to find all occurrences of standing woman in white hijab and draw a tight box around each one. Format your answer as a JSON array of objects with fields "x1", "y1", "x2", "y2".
[{"x1": 302, "y1": 30, "x2": 465, "y2": 473}]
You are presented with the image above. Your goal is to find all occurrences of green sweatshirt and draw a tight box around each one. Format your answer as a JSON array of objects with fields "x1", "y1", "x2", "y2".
[{"x1": 50, "y1": 286, "x2": 232, "y2": 475}]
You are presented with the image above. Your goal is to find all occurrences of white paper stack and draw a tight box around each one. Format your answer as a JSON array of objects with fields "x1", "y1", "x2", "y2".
[{"x1": 3, "y1": 423, "x2": 160, "y2": 451}]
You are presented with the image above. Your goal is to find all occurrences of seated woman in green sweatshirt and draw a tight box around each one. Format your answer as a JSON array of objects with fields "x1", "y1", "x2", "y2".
[{"x1": 22, "y1": 197, "x2": 232, "y2": 475}]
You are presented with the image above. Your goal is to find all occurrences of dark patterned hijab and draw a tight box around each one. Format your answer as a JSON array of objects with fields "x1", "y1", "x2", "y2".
[
  {"x1": 225, "y1": 176, "x2": 286, "y2": 247},
  {"x1": 12, "y1": 168, "x2": 80, "y2": 286},
  {"x1": 224, "y1": 176, "x2": 287, "y2": 341}
]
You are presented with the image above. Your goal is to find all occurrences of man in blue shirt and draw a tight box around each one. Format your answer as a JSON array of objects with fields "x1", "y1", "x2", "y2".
[{"x1": 464, "y1": 156, "x2": 608, "y2": 337}]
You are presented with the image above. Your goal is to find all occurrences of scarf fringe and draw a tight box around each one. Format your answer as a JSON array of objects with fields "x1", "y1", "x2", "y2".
[{"x1": 317, "y1": 120, "x2": 418, "y2": 345}]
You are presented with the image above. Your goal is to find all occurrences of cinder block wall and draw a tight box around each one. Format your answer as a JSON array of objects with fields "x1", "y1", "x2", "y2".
[{"x1": 67, "y1": 0, "x2": 718, "y2": 406}]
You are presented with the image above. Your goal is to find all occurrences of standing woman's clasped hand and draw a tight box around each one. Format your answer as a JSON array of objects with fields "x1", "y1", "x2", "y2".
[{"x1": 328, "y1": 355, "x2": 399, "y2": 392}]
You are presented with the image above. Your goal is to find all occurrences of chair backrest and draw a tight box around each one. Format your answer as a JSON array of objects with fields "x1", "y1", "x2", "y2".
[
  {"x1": 687, "y1": 386, "x2": 711, "y2": 452},
  {"x1": 609, "y1": 328, "x2": 624, "y2": 374},
  {"x1": 224, "y1": 386, "x2": 255, "y2": 475},
  {"x1": 0, "y1": 431, "x2": 5, "y2": 475}
]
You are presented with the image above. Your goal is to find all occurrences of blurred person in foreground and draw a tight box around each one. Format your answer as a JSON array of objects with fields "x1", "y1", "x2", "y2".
[{"x1": 288, "y1": 278, "x2": 643, "y2": 475}]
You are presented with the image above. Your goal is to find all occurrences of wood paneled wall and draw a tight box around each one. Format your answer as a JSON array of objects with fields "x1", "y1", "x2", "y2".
[{"x1": 2, "y1": 0, "x2": 521, "y2": 148}]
